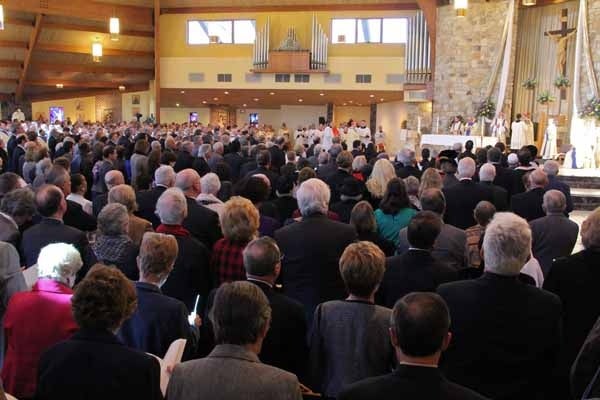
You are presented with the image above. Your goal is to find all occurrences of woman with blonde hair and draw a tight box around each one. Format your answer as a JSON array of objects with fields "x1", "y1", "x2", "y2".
[
  {"x1": 418, "y1": 167, "x2": 443, "y2": 197},
  {"x1": 366, "y1": 158, "x2": 396, "y2": 209}
]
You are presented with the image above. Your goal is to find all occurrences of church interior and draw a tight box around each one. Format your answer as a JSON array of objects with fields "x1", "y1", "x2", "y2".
[{"x1": 2, "y1": 0, "x2": 600, "y2": 398}]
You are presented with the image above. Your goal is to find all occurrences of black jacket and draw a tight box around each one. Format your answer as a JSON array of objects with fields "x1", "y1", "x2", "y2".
[
  {"x1": 275, "y1": 214, "x2": 357, "y2": 323},
  {"x1": 223, "y1": 152, "x2": 245, "y2": 181},
  {"x1": 478, "y1": 181, "x2": 508, "y2": 211},
  {"x1": 378, "y1": 250, "x2": 457, "y2": 308},
  {"x1": 92, "y1": 193, "x2": 108, "y2": 217},
  {"x1": 492, "y1": 163, "x2": 515, "y2": 197},
  {"x1": 511, "y1": 187, "x2": 546, "y2": 222},
  {"x1": 64, "y1": 199, "x2": 97, "y2": 232},
  {"x1": 443, "y1": 179, "x2": 493, "y2": 230},
  {"x1": 36, "y1": 329, "x2": 162, "y2": 400},
  {"x1": 135, "y1": 185, "x2": 168, "y2": 229},
  {"x1": 338, "y1": 364, "x2": 489, "y2": 400},
  {"x1": 173, "y1": 151, "x2": 194, "y2": 172},
  {"x1": 182, "y1": 197, "x2": 222, "y2": 250},
  {"x1": 438, "y1": 273, "x2": 562, "y2": 400},
  {"x1": 330, "y1": 199, "x2": 359, "y2": 224},
  {"x1": 269, "y1": 146, "x2": 286, "y2": 172},
  {"x1": 119, "y1": 282, "x2": 193, "y2": 359}
]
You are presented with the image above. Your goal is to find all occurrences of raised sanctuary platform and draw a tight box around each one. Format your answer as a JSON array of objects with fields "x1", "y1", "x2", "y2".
[
  {"x1": 420, "y1": 134, "x2": 499, "y2": 149},
  {"x1": 558, "y1": 168, "x2": 600, "y2": 211}
]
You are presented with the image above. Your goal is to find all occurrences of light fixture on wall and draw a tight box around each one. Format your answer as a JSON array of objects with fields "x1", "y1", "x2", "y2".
[
  {"x1": 118, "y1": 85, "x2": 126, "y2": 91},
  {"x1": 92, "y1": 38, "x2": 103, "y2": 63},
  {"x1": 109, "y1": 17, "x2": 120, "y2": 41},
  {"x1": 454, "y1": 0, "x2": 468, "y2": 17},
  {"x1": 522, "y1": 0, "x2": 536, "y2": 5},
  {"x1": 0, "y1": 5, "x2": 4, "y2": 31},
  {"x1": 176, "y1": 103, "x2": 180, "y2": 107},
  {"x1": 56, "y1": 83, "x2": 64, "y2": 89}
]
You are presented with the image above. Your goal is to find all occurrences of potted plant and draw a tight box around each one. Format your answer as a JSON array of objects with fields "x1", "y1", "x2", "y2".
[
  {"x1": 522, "y1": 78, "x2": 538, "y2": 90},
  {"x1": 554, "y1": 75, "x2": 571, "y2": 89}
]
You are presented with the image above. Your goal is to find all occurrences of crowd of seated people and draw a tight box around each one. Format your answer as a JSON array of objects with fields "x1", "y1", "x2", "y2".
[{"x1": 0, "y1": 115, "x2": 598, "y2": 399}]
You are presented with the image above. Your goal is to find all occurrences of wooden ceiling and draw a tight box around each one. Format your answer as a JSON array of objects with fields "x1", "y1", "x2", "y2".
[{"x1": 161, "y1": 88, "x2": 404, "y2": 108}]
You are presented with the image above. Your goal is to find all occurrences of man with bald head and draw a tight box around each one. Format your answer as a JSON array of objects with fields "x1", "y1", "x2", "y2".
[
  {"x1": 21, "y1": 184, "x2": 95, "y2": 276},
  {"x1": 92, "y1": 169, "x2": 125, "y2": 217},
  {"x1": 136, "y1": 165, "x2": 176, "y2": 228},
  {"x1": 478, "y1": 163, "x2": 508, "y2": 211},
  {"x1": 442, "y1": 157, "x2": 494, "y2": 230},
  {"x1": 511, "y1": 168, "x2": 548, "y2": 222},
  {"x1": 543, "y1": 160, "x2": 573, "y2": 214},
  {"x1": 175, "y1": 169, "x2": 222, "y2": 249},
  {"x1": 530, "y1": 190, "x2": 579, "y2": 276}
]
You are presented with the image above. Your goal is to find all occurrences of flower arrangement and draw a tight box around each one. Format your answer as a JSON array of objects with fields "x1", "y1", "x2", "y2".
[
  {"x1": 578, "y1": 97, "x2": 600, "y2": 121},
  {"x1": 475, "y1": 98, "x2": 496, "y2": 119},
  {"x1": 522, "y1": 78, "x2": 538, "y2": 90},
  {"x1": 554, "y1": 75, "x2": 571, "y2": 89},
  {"x1": 537, "y1": 91, "x2": 556, "y2": 105}
]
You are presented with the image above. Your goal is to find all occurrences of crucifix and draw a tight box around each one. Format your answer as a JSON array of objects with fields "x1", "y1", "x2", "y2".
[{"x1": 544, "y1": 8, "x2": 576, "y2": 100}]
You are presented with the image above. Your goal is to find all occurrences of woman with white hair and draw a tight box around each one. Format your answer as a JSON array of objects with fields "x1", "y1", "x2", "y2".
[
  {"x1": 196, "y1": 172, "x2": 224, "y2": 217},
  {"x1": 366, "y1": 159, "x2": 396, "y2": 209},
  {"x1": 92, "y1": 203, "x2": 139, "y2": 280},
  {"x1": 2, "y1": 243, "x2": 82, "y2": 398}
]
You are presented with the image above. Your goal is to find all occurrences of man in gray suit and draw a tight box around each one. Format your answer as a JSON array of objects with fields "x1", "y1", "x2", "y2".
[
  {"x1": 530, "y1": 190, "x2": 579, "y2": 277},
  {"x1": 167, "y1": 281, "x2": 303, "y2": 400},
  {"x1": 397, "y1": 189, "x2": 468, "y2": 270}
]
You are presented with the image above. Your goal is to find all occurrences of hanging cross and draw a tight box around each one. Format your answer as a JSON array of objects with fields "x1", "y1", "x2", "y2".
[{"x1": 544, "y1": 9, "x2": 576, "y2": 100}]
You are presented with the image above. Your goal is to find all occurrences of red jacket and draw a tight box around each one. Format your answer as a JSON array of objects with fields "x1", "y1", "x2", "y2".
[{"x1": 2, "y1": 279, "x2": 78, "y2": 398}]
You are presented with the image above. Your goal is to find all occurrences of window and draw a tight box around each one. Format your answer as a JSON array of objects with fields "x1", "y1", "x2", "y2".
[
  {"x1": 355, "y1": 74, "x2": 372, "y2": 83},
  {"x1": 331, "y1": 18, "x2": 407, "y2": 44},
  {"x1": 275, "y1": 74, "x2": 291, "y2": 83},
  {"x1": 217, "y1": 73, "x2": 232, "y2": 82},
  {"x1": 188, "y1": 20, "x2": 255, "y2": 45},
  {"x1": 294, "y1": 74, "x2": 310, "y2": 83}
]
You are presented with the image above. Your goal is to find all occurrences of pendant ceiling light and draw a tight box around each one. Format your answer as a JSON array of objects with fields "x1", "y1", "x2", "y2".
[
  {"x1": 92, "y1": 39, "x2": 103, "y2": 63},
  {"x1": 0, "y1": 5, "x2": 5, "y2": 31},
  {"x1": 455, "y1": 0, "x2": 468, "y2": 17},
  {"x1": 109, "y1": 17, "x2": 120, "y2": 41}
]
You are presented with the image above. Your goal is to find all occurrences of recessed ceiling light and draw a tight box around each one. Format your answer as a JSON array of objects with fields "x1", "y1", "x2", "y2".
[
  {"x1": 202, "y1": 100, "x2": 207, "y2": 104},
  {"x1": 253, "y1": 98, "x2": 259, "y2": 101},
  {"x1": 118, "y1": 85, "x2": 126, "y2": 91},
  {"x1": 56, "y1": 83, "x2": 64, "y2": 89},
  {"x1": 180, "y1": 90, "x2": 185, "y2": 94},
  {"x1": 213, "y1": 97, "x2": 219, "y2": 101},
  {"x1": 380, "y1": 98, "x2": 384, "y2": 101},
  {"x1": 269, "y1": 92, "x2": 275, "y2": 95},
  {"x1": 319, "y1": 93, "x2": 325, "y2": 96},
  {"x1": 369, "y1": 94, "x2": 375, "y2": 98},
  {"x1": 242, "y1": 103, "x2": 247, "y2": 107},
  {"x1": 343, "y1": 103, "x2": 347, "y2": 106},
  {"x1": 224, "y1": 91, "x2": 229, "y2": 95},
  {"x1": 298, "y1": 99, "x2": 303, "y2": 102},
  {"x1": 348, "y1": 100, "x2": 353, "y2": 103},
  {"x1": 176, "y1": 103, "x2": 180, "y2": 107}
]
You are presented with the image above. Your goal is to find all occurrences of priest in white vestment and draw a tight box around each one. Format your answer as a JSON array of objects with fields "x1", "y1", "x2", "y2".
[
  {"x1": 510, "y1": 114, "x2": 526, "y2": 150},
  {"x1": 374, "y1": 126, "x2": 386, "y2": 151},
  {"x1": 492, "y1": 112, "x2": 509, "y2": 143},
  {"x1": 523, "y1": 113, "x2": 535, "y2": 146},
  {"x1": 356, "y1": 120, "x2": 371, "y2": 145},
  {"x1": 450, "y1": 116, "x2": 464, "y2": 135},
  {"x1": 541, "y1": 119, "x2": 558, "y2": 160},
  {"x1": 11, "y1": 108, "x2": 25, "y2": 122},
  {"x1": 321, "y1": 123, "x2": 333, "y2": 151}
]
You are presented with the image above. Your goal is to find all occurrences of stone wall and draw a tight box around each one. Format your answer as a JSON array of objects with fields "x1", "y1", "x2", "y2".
[
  {"x1": 95, "y1": 93, "x2": 122, "y2": 123},
  {"x1": 433, "y1": 0, "x2": 518, "y2": 132},
  {"x1": 406, "y1": 102, "x2": 433, "y2": 134}
]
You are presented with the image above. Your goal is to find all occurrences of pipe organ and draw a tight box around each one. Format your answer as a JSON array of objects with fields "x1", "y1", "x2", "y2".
[
  {"x1": 310, "y1": 14, "x2": 328, "y2": 71},
  {"x1": 252, "y1": 18, "x2": 270, "y2": 71},
  {"x1": 405, "y1": 11, "x2": 431, "y2": 84}
]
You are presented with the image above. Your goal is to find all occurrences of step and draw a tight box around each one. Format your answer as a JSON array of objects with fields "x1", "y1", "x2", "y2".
[
  {"x1": 571, "y1": 188, "x2": 600, "y2": 211},
  {"x1": 558, "y1": 169, "x2": 600, "y2": 190}
]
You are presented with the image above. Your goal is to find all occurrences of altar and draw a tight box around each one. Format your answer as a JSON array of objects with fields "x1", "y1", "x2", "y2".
[{"x1": 420, "y1": 134, "x2": 499, "y2": 149}]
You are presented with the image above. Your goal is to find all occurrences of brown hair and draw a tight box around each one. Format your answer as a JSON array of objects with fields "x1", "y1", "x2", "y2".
[
  {"x1": 339, "y1": 241, "x2": 385, "y2": 297},
  {"x1": 138, "y1": 233, "x2": 179, "y2": 276}
]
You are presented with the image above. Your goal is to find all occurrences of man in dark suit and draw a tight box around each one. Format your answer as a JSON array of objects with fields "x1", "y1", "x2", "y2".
[
  {"x1": 396, "y1": 189, "x2": 468, "y2": 271},
  {"x1": 394, "y1": 148, "x2": 422, "y2": 179},
  {"x1": 530, "y1": 190, "x2": 579, "y2": 276},
  {"x1": 223, "y1": 140, "x2": 245, "y2": 181},
  {"x1": 330, "y1": 177, "x2": 364, "y2": 224},
  {"x1": 487, "y1": 147, "x2": 514, "y2": 196},
  {"x1": 443, "y1": 157, "x2": 493, "y2": 230},
  {"x1": 511, "y1": 168, "x2": 547, "y2": 222},
  {"x1": 571, "y1": 317, "x2": 600, "y2": 399},
  {"x1": 269, "y1": 136, "x2": 286, "y2": 173},
  {"x1": 275, "y1": 178, "x2": 357, "y2": 323},
  {"x1": 324, "y1": 151, "x2": 356, "y2": 203},
  {"x1": 119, "y1": 232, "x2": 198, "y2": 359},
  {"x1": 543, "y1": 160, "x2": 574, "y2": 214},
  {"x1": 246, "y1": 150, "x2": 279, "y2": 198},
  {"x1": 173, "y1": 141, "x2": 195, "y2": 172},
  {"x1": 339, "y1": 292, "x2": 488, "y2": 400},
  {"x1": 478, "y1": 163, "x2": 508, "y2": 211},
  {"x1": 21, "y1": 184, "x2": 95, "y2": 278},
  {"x1": 8, "y1": 134, "x2": 26, "y2": 174},
  {"x1": 175, "y1": 168, "x2": 222, "y2": 249},
  {"x1": 45, "y1": 165, "x2": 97, "y2": 232},
  {"x1": 316, "y1": 144, "x2": 342, "y2": 181},
  {"x1": 438, "y1": 212, "x2": 562, "y2": 400},
  {"x1": 136, "y1": 165, "x2": 176, "y2": 229},
  {"x1": 92, "y1": 170, "x2": 125, "y2": 217},
  {"x1": 544, "y1": 208, "x2": 600, "y2": 399},
  {"x1": 379, "y1": 211, "x2": 457, "y2": 308}
]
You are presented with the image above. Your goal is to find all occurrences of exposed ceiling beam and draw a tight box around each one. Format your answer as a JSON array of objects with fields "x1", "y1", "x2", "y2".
[
  {"x1": 35, "y1": 43, "x2": 154, "y2": 58},
  {"x1": 5, "y1": 17, "x2": 35, "y2": 27},
  {"x1": 16, "y1": 14, "x2": 43, "y2": 101},
  {"x1": 27, "y1": 84, "x2": 149, "y2": 102},
  {"x1": 27, "y1": 79, "x2": 142, "y2": 89},
  {"x1": 0, "y1": 60, "x2": 22, "y2": 68},
  {"x1": 161, "y1": 3, "x2": 419, "y2": 14},
  {"x1": 0, "y1": 78, "x2": 18, "y2": 85},
  {"x1": 42, "y1": 22, "x2": 154, "y2": 38},
  {"x1": 0, "y1": 40, "x2": 28, "y2": 49},
  {"x1": 34, "y1": 63, "x2": 154, "y2": 75},
  {"x1": 2, "y1": 0, "x2": 153, "y2": 27}
]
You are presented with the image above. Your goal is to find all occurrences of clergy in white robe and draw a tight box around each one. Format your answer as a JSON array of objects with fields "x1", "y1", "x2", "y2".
[
  {"x1": 510, "y1": 114, "x2": 526, "y2": 150},
  {"x1": 450, "y1": 116, "x2": 464, "y2": 135},
  {"x1": 492, "y1": 113, "x2": 508, "y2": 143},
  {"x1": 541, "y1": 119, "x2": 558, "y2": 160},
  {"x1": 523, "y1": 113, "x2": 535, "y2": 146},
  {"x1": 356, "y1": 120, "x2": 371, "y2": 145},
  {"x1": 11, "y1": 109, "x2": 25, "y2": 122},
  {"x1": 374, "y1": 126, "x2": 386, "y2": 150},
  {"x1": 322, "y1": 124, "x2": 333, "y2": 151}
]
